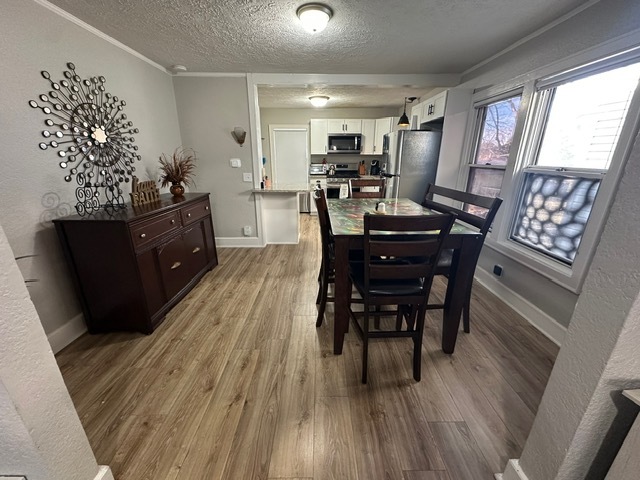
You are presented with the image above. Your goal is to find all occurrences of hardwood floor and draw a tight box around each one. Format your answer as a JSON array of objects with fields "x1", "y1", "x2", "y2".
[{"x1": 56, "y1": 214, "x2": 558, "y2": 480}]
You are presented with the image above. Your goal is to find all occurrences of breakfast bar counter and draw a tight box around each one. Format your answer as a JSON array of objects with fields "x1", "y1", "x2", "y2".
[{"x1": 252, "y1": 184, "x2": 308, "y2": 244}]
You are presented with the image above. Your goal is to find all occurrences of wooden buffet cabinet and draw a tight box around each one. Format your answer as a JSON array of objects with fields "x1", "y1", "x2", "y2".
[{"x1": 53, "y1": 193, "x2": 218, "y2": 334}]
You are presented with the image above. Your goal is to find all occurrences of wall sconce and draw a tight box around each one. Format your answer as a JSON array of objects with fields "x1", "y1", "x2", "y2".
[{"x1": 231, "y1": 127, "x2": 246, "y2": 146}]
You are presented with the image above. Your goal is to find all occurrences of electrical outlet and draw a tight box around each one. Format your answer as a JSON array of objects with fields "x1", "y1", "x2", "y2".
[
  {"x1": 243, "y1": 172, "x2": 253, "y2": 182},
  {"x1": 243, "y1": 225, "x2": 252, "y2": 236},
  {"x1": 230, "y1": 158, "x2": 241, "y2": 168}
]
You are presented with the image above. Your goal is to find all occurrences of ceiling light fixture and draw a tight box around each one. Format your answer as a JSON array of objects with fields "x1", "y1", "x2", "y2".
[
  {"x1": 398, "y1": 96, "x2": 417, "y2": 127},
  {"x1": 309, "y1": 95, "x2": 330, "y2": 107},
  {"x1": 297, "y1": 4, "x2": 333, "y2": 34}
]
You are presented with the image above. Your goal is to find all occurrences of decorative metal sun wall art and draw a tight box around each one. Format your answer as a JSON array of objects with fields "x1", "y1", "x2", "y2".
[{"x1": 29, "y1": 62, "x2": 141, "y2": 216}]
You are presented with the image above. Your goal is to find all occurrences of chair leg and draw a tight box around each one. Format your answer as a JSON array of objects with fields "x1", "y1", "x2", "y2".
[
  {"x1": 362, "y1": 308, "x2": 369, "y2": 384},
  {"x1": 463, "y1": 285, "x2": 472, "y2": 333},
  {"x1": 374, "y1": 305, "x2": 381, "y2": 329},
  {"x1": 316, "y1": 263, "x2": 324, "y2": 304},
  {"x1": 316, "y1": 265, "x2": 330, "y2": 327},
  {"x1": 412, "y1": 306, "x2": 427, "y2": 382}
]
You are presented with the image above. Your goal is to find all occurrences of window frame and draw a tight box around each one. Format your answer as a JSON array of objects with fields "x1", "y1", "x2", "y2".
[
  {"x1": 463, "y1": 88, "x2": 525, "y2": 201},
  {"x1": 461, "y1": 47, "x2": 640, "y2": 294}
]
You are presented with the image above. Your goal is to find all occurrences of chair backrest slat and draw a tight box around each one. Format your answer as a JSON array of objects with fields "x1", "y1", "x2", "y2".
[
  {"x1": 422, "y1": 183, "x2": 502, "y2": 235},
  {"x1": 349, "y1": 178, "x2": 386, "y2": 198},
  {"x1": 363, "y1": 213, "x2": 455, "y2": 285}
]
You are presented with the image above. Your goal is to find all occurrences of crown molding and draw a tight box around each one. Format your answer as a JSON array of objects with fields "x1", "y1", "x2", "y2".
[{"x1": 33, "y1": 0, "x2": 169, "y2": 74}]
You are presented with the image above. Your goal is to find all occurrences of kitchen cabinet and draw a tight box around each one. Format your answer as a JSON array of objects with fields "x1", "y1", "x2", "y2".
[
  {"x1": 414, "y1": 91, "x2": 449, "y2": 126},
  {"x1": 374, "y1": 117, "x2": 395, "y2": 154},
  {"x1": 53, "y1": 193, "x2": 218, "y2": 334},
  {"x1": 361, "y1": 119, "x2": 376, "y2": 154},
  {"x1": 327, "y1": 119, "x2": 362, "y2": 133},
  {"x1": 310, "y1": 119, "x2": 328, "y2": 154}
]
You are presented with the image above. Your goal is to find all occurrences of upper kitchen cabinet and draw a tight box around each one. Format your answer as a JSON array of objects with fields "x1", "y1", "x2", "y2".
[
  {"x1": 413, "y1": 91, "x2": 449, "y2": 126},
  {"x1": 361, "y1": 119, "x2": 376, "y2": 155},
  {"x1": 327, "y1": 119, "x2": 362, "y2": 133},
  {"x1": 310, "y1": 119, "x2": 328, "y2": 154},
  {"x1": 374, "y1": 117, "x2": 399, "y2": 154}
]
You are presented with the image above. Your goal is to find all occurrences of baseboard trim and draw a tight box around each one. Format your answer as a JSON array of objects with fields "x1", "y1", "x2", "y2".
[
  {"x1": 46, "y1": 313, "x2": 86, "y2": 354},
  {"x1": 475, "y1": 267, "x2": 566, "y2": 346},
  {"x1": 501, "y1": 459, "x2": 529, "y2": 480},
  {"x1": 216, "y1": 237, "x2": 265, "y2": 248},
  {"x1": 94, "y1": 466, "x2": 114, "y2": 480}
]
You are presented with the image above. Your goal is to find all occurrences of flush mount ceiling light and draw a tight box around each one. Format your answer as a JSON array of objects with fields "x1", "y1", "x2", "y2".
[
  {"x1": 398, "y1": 96, "x2": 418, "y2": 127},
  {"x1": 297, "y1": 4, "x2": 333, "y2": 34},
  {"x1": 309, "y1": 95, "x2": 330, "y2": 107}
]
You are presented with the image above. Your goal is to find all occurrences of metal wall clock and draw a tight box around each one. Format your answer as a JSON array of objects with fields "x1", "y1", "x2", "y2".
[{"x1": 29, "y1": 62, "x2": 141, "y2": 215}]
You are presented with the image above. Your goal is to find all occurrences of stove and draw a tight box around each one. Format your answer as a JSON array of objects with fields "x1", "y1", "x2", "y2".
[{"x1": 327, "y1": 164, "x2": 359, "y2": 184}]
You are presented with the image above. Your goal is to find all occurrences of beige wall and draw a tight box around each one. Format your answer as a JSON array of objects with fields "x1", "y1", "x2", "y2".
[
  {"x1": 0, "y1": 0, "x2": 182, "y2": 343},
  {"x1": 173, "y1": 76, "x2": 258, "y2": 240}
]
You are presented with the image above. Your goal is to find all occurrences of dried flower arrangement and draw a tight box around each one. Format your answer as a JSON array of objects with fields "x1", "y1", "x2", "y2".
[{"x1": 158, "y1": 147, "x2": 197, "y2": 189}]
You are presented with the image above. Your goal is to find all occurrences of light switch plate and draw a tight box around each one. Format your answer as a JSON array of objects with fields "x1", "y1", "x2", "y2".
[
  {"x1": 230, "y1": 158, "x2": 241, "y2": 168},
  {"x1": 242, "y1": 172, "x2": 253, "y2": 182}
]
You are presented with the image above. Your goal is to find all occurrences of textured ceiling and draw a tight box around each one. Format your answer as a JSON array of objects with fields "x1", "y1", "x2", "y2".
[{"x1": 46, "y1": 0, "x2": 589, "y2": 108}]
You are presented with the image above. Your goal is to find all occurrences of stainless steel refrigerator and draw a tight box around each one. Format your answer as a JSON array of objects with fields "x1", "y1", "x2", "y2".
[{"x1": 382, "y1": 130, "x2": 442, "y2": 204}]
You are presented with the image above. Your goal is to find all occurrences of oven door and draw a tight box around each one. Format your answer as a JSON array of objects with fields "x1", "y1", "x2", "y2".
[{"x1": 326, "y1": 185, "x2": 341, "y2": 199}]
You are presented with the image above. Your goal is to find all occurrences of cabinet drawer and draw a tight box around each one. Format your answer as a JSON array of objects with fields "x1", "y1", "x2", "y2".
[
  {"x1": 181, "y1": 200, "x2": 211, "y2": 226},
  {"x1": 131, "y1": 211, "x2": 181, "y2": 249}
]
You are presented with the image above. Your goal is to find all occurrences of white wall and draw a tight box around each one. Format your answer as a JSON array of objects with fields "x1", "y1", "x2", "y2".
[
  {"x1": 0, "y1": 0, "x2": 182, "y2": 346},
  {"x1": 0, "y1": 221, "x2": 108, "y2": 480},
  {"x1": 459, "y1": 0, "x2": 640, "y2": 329},
  {"x1": 173, "y1": 76, "x2": 258, "y2": 242}
]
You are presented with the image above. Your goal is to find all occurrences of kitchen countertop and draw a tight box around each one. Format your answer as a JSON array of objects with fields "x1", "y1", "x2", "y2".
[{"x1": 252, "y1": 184, "x2": 309, "y2": 193}]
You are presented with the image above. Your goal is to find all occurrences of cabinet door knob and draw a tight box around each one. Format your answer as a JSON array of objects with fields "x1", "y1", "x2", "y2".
[
  {"x1": 192, "y1": 247, "x2": 201, "y2": 254},
  {"x1": 187, "y1": 213, "x2": 192, "y2": 218},
  {"x1": 140, "y1": 233, "x2": 146, "y2": 238},
  {"x1": 170, "y1": 219, "x2": 175, "y2": 224},
  {"x1": 205, "y1": 206, "x2": 209, "y2": 211},
  {"x1": 170, "y1": 261, "x2": 182, "y2": 270}
]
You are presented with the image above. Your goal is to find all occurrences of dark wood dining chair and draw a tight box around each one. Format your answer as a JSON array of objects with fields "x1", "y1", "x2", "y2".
[
  {"x1": 422, "y1": 183, "x2": 503, "y2": 333},
  {"x1": 313, "y1": 187, "x2": 335, "y2": 327},
  {"x1": 349, "y1": 178, "x2": 386, "y2": 198},
  {"x1": 348, "y1": 212, "x2": 456, "y2": 383}
]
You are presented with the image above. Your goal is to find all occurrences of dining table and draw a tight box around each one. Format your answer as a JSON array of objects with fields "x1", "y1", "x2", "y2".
[{"x1": 327, "y1": 197, "x2": 483, "y2": 355}]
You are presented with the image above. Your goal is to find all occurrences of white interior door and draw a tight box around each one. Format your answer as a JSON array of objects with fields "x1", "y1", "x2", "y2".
[{"x1": 270, "y1": 126, "x2": 309, "y2": 185}]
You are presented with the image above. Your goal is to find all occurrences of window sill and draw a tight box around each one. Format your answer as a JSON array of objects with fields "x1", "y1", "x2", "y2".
[{"x1": 484, "y1": 235, "x2": 585, "y2": 294}]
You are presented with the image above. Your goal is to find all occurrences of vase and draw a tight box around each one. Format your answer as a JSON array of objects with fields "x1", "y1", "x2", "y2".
[{"x1": 170, "y1": 183, "x2": 185, "y2": 197}]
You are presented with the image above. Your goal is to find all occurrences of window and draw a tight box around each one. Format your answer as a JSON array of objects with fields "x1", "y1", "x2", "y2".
[
  {"x1": 466, "y1": 94, "x2": 521, "y2": 216},
  {"x1": 511, "y1": 61, "x2": 640, "y2": 265}
]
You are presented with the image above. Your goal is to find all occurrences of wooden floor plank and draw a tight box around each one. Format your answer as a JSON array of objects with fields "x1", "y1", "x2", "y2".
[
  {"x1": 56, "y1": 214, "x2": 558, "y2": 480},
  {"x1": 314, "y1": 396, "x2": 359, "y2": 480},
  {"x1": 403, "y1": 471, "x2": 451, "y2": 480},
  {"x1": 268, "y1": 316, "x2": 317, "y2": 479},
  {"x1": 176, "y1": 349, "x2": 259, "y2": 480},
  {"x1": 430, "y1": 421, "x2": 495, "y2": 480}
]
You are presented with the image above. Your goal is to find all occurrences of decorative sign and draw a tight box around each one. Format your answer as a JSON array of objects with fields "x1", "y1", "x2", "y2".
[
  {"x1": 29, "y1": 62, "x2": 141, "y2": 216},
  {"x1": 130, "y1": 176, "x2": 160, "y2": 206}
]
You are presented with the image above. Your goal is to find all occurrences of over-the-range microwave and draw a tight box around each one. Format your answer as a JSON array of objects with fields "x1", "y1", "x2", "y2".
[{"x1": 327, "y1": 133, "x2": 362, "y2": 154}]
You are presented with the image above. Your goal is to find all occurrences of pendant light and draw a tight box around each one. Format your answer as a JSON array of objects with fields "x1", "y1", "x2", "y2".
[
  {"x1": 397, "y1": 96, "x2": 417, "y2": 127},
  {"x1": 297, "y1": 4, "x2": 333, "y2": 34}
]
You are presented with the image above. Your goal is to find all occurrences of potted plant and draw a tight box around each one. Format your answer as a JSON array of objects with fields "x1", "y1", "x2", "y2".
[{"x1": 158, "y1": 147, "x2": 197, "y2": 197}]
